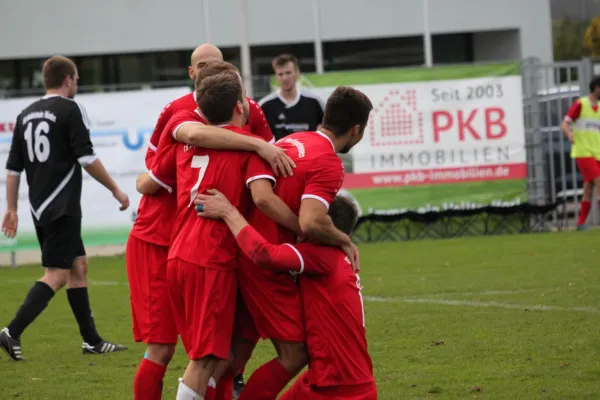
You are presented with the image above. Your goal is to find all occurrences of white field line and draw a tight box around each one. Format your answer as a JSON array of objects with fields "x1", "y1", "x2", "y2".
[{"x1": 365, "y1": 296, "x2": 600, "y2": 314}]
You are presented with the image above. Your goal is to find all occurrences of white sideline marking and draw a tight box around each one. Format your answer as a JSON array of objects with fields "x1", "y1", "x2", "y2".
[{"x1": 365, "y1": 296, "x2": 600, "y2": 314}]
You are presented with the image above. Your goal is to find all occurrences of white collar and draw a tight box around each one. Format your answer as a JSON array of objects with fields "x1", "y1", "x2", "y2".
[
  {"x1": 315, "y1": 130, "x2": 336, "y2": 152},
  {"x1": 42, "y1": 94, "x2": 63, "y2": 99},
  {"x1": 277, "y1": 85, "x2": 301, "y2": 108}
]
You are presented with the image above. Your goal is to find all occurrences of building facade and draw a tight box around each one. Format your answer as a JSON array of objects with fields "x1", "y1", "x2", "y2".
[{"x1": 0, "y1": 0, "x2": 553, "y2": 97}]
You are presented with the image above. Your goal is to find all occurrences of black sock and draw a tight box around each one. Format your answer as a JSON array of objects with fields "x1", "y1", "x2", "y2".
[
  {"x1": 66, "y1": 287, "x2": 103, "y2": 346},
  {"x1": 7, "y1": 281, "x2": 55, "y2": 340}
]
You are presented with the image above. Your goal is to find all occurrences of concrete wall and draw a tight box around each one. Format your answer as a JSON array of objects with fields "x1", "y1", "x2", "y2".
[{"x1": 0, "y1": 0, "x2": 553, "y2": 61}]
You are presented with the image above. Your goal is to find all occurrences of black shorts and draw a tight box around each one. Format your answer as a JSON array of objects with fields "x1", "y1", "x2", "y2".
[{"x1": 34, "y1": 216, "x2": 86, "y2": 269}]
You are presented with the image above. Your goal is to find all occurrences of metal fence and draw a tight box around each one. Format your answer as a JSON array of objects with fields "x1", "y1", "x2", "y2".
[{"x1": 521, "y1": 57, "x2": 598, "y2": 229}]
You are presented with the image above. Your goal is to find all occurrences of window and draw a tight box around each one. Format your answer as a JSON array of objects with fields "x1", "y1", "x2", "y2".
[{"x1": 323, "y1": 36, "x2": 424, "y2": 71}]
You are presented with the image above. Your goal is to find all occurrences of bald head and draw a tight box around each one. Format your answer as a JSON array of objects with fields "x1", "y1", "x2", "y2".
[{"x1": 189, "y1": 44, "x2": 224, "y2": 81}]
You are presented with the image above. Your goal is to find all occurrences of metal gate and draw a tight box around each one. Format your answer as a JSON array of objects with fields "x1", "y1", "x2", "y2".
[{"x1": 521, "y1": 57, "x2": 597, "y2": 229}]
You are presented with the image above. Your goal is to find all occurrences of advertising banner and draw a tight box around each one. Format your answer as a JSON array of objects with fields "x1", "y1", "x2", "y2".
[
  {"x1": 311, "y1": 75, "x2": 527, "y2": 213},
  {"x1": 0, "y1": 87, "x2": 191, "y2": 252}
]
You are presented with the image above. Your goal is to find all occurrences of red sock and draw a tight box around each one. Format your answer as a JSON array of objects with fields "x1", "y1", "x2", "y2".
[
  {"x1": 578, "y1": 201, "x2": 591, "y2": 226},
  {"x1": 133, "y1": 358, "x2": 167, "y2": 400},
  {"x1": 205, "y1": 385, "x2": 217, "y2": 400},
  {"x1": 238, "y1": 359, "x2": 292, "y2": 400},
  {"x1": 215, "y1": 373, "x2": 233, "y2": 400}
]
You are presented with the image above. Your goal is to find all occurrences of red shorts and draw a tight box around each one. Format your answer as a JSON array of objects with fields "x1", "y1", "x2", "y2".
[
  {"x1": 576, "y1": 157, "x2": 600, "y2": 183},
  {"x1": 167, "y1": 258, "x2": 237, "y2": 360},
  {"x1": 238, "y1": 257, "x2": 305, "y2": 343},
  {"x1": 280, "y1": 373, "x2": 377, "y2": 400},
  {"x1": 126, "y1": 235, "x2": 177, "y2": 344},
  {"x1": 233, "y1": 292, "x2": 260, "y2": 343}
]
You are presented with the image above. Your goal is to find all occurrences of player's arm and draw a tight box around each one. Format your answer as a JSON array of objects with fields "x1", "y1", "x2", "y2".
[
  {"x1": 299, "y1": 159, "x2": 360, "y2": 269},
  {"x1": 174, "y1": 123, "x2": 294, "y2": 177},
  {"x1": 136, "y1": 172, "x2": 159, "y2": 195},
  {"x1": 249, "y1": 179, "x2": 301, "y2": 236},
  {"x1": 136, "y1": 145, "x2": 177, "y2": 195},
  {"x1": 3, "y1": 120, "x2": 24, "y2": 238},
  {"x1": 146, "y1": 102, "x2": 173, "y2": 168},
  {"x1": 299, "y1": 159, "x2": 349, "y2": 247},
  {"x1": 561, "y1": 100, "x2": 580, "y2": 144},
  {"x1": 246, "y1": 156, "x2": 301, "y2": 235},
  {"x1": 196, "y1": 189, "x2": 304, "y2": 272}
]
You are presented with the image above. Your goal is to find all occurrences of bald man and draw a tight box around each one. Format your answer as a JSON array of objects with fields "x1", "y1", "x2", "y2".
[
  {"x1": 129, "y1": 45, "x2": 275, "y2": 400},
  {"x1": 188, "y1": 44, "x2": 223, "y2": 81}
]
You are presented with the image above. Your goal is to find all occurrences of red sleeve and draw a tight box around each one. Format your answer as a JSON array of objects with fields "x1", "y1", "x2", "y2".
[
  {"x1": 236, "y1": 226, "x2": 303, "y2": 272},
  {"x1": 245, "y1": 154, "x2": 275, "y2": 188},
  {"x1": 565, "y1": 99, "x2": 582, "y2": 122},
  {"x1": 247, "y1": 97, "x2": 274, "y2": 143},
  {"x1": 302, "y1": 154, "x2": 345, "y2": 209},
  {"x1": 149, "y1": 139, "x2": 178, "y2": 193},
  {"x1": 166, "y1": 110, "x2": 206, "y2": 142},
  {"x1": 146, "y1": 102, "x2": 174, "y2": 169}
]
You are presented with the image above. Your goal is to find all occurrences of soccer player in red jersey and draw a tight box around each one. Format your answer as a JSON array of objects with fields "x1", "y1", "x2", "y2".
[
  {"x1": 197, "y1": 192, "x2": 377, "y2": 400},
  {"x1": 208, "y1": 86, "x2": 373, "y2": 400},
  {"x1": 140, "y1": 71, "x2": 299, "y2": 400},
  {"x1": 146, "y1": 44, "x2": 274, "y2": 168},
  {"x1": 128, "y1": 64, "x2": 292, "y2": 400}
]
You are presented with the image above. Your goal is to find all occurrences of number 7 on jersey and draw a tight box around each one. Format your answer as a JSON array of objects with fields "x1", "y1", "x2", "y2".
[{"x1": 189, "y1": 155, "x2": 210, "y2": 207}]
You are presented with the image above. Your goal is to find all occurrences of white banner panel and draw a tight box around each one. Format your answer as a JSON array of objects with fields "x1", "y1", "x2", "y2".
[
  {"x1": 312, "y1": 76, "x2": 527, "y2": 188},
  {"x1": 0, "y1": 87, "x2": 191, "y2": 250}
]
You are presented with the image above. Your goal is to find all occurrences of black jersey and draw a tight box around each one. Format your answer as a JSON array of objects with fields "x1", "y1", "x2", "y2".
[
  {"x1": 6, "y1": 94, "x2": 97, "y2": 225},
  {"x1": 258, "y1": 89, "x2": 325, "y2": 141}
]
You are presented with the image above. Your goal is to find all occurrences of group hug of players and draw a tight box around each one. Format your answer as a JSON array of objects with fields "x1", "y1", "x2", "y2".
[{"x1": 127, "y1": 44, "x2": 378, "y2": 400}]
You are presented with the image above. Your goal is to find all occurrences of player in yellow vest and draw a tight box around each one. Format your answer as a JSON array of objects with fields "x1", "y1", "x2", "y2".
[{"x1": 561, "y1": 76, "x2": 600, "y2": 230}]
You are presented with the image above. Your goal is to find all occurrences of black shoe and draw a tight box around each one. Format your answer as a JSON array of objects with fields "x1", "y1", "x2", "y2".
[
  {"x1": 0, "y1": 327, "x2": 22, "y2": 361},
  {"x1": 82, "y1": 340, "x2": 128, "y2": 355},
  {"x1": 233, "y1": 372, "x2": 245, "y2": 399}
]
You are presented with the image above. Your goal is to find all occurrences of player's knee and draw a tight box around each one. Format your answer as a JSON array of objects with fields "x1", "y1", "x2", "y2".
[
  {"x1": 277, "y1": 342, "x2": 308, "y2": 375},
  {"x1": 69, "y1": 256, "x2": 88, "y2": 284},
  {"x1": 41, "y1": 268, "x2": 69, "y2": 291},
  {"x1": 147, "y1": 344, "x2": 176, "y2": 365}
]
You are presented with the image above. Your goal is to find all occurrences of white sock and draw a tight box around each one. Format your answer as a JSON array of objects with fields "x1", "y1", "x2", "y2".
[
  {"x1": 176, "y1": 378, "x2": 203, "y2": 400},
  {"x1": 208, "y1": 377, "x2": 216, "y2": 389}
]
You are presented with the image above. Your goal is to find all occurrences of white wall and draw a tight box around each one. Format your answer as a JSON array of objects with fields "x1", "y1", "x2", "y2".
[{"x1": 0, "y1": 0, "x2": 553, "y2": 61}]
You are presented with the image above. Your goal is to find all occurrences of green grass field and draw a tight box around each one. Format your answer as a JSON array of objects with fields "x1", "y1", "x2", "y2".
[
  {"x1": 1, "y1": 230, "x2": 600, "y2": 399},
  {"x1": 350, "y1": 179, "x2": 527, "y2": 212}
]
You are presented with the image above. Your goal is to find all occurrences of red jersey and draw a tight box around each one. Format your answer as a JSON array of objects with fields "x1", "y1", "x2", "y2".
[
  {"x1": 565, "y1": 97, "x2": 600, "y2": 122},
  {"x1": 236, "y1": 226, "x2": 375, "y2": 388},
  {"x1": 248, "y1": 131, "x2": 344, "y2": 245},
  {"x1": 146, "y1": 92, "x2": 197, "y2": 168},
  {"x1": 151, "y1": 120, "x2": 274, "y2": 269},
  {"x1": 130, "y1": 110, "x2": 205, "y2": 246},
  {"x1": 146, "y1": 92, "x2": 274, "y2": 167}
]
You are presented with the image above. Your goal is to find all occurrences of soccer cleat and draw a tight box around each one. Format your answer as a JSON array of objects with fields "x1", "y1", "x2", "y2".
[
  {"x1": 233, "y1": 372, "x2": 245, "y2": 399},
  {"x1": 577, "y1": 224, "x2": 589, "y2": 231},
  {"x1": 82, "y1": 340, "x2": 128, "y2": 355},
  {"x1": 0, "y1": 327, "x2": 23, "y2": 361}
]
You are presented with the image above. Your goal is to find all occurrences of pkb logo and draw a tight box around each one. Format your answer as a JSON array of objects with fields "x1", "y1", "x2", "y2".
[{"x1": 368, "y1": 89, "x2": 424, "y2": 148}]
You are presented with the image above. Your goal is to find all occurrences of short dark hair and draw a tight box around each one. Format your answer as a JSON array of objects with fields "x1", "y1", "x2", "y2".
[
  {"x1": 328, "y1": 195, "x2": 359, "y2": 236},
  {"x1": 590, "y1": 76, "x2": 600, "y2": 93},
  {"x1": 42, "y1": 56, "x2": 77, "y2": 90},
  {"x1": 322, "y1": 86, "x2": 373, "y2": 137},
  {"x1": 196, "y1": 71, "x2": 243, "y2": 125},
  {"x1": 272, "y1": 53, "x2": 298, "y2": 71},
  {"x1": 194, "y1": 60, "x2": 239, "y2": 90}
]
